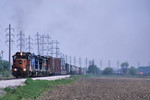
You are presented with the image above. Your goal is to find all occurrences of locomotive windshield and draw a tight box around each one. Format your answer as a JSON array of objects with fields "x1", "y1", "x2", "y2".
[{"x1": 17, "y1": 56, "x2": 26, "y2": 59}]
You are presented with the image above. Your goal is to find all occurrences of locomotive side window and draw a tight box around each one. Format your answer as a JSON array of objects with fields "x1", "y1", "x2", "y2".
[
  {"x1": 27, "y1": 56, "x2": 31, "y2": 60},
  {"x1": 13, "y1": 56, "x2": 16, "y2": 60}
]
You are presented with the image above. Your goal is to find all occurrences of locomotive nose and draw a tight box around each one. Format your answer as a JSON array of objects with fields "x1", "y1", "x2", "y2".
[{"x1": 19, "y1": 60, "x2": 23, "y2": 64}]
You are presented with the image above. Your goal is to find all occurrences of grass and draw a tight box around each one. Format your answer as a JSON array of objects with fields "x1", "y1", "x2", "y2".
[
  {"x1": 0, "y1": 75, "x2": 88, "y2": 100},
  {"x1": 0, "y1": 75, "x2": 15, "y2": 80}
]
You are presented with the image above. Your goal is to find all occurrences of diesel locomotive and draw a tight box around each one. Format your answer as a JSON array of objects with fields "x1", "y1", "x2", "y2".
[{"x1": 12, "y1": 52, "x2": 85, "y2": 78}]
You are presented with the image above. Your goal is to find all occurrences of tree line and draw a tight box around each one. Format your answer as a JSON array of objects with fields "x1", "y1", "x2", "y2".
[
  {"x1": 0, "y1": 59, "x2": 9, "y2": 77},
  {"x1": 88, "y1": 62, "x2": 137, "y2": 75}
]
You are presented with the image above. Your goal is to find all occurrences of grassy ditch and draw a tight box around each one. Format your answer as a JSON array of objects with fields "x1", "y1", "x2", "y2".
[{"x1": 0, "y1": 75, "x2": 89, "y2": 100}]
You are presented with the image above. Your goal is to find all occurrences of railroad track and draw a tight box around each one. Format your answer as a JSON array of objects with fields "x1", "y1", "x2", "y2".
[{"x1": 0, "y1": 74, "x2": 67, "y2": 81}]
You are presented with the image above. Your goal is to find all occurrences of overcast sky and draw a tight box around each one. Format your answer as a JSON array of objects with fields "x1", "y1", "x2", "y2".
[{"x1": 0, "y1": 0, "x2": 150, "y2": 69}]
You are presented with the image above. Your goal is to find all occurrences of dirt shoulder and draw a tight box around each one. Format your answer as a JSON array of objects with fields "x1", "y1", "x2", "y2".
[{"x1": 36, "y1": 77, "x2": 150, "y2": 100}]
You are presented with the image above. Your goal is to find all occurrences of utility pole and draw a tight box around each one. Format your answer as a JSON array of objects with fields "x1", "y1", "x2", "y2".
[
  {"x1": 69, "y1": 56, "x2": 72, "y2": 65},
  {"x1": 85, "y1": 58, "x2": 88, "y2": 69},
  {"x1": 108, "y1": 60, "x2": 111, "y2": 67},
  {"x1": 17, "y1": 31, "x2": 25, "y2": 52},
  {"x1": 40, "y1": 34, "x2": 51, "y2": 56},
  {"x1": 51, "y1": 40, "x2": 53, "y2": 57},
  {"x1": 62, "y1": 54, "x2": 65, "y2": 66},
  {"x1": 65, "y1": 55, "x2": 67, "y2": 63},
  {"x1": 74, "y1": 56, "x2": 76, "y2": 66},
  {"x1": 35, "y1": 32, "x2": 41, "y2": 55},
  {"x1": 46, "y1": 34, "x2": 51, "y2": 56},
  {"x1": 117, "y1": 60, "x2": 120, "y2": 70},
  {"x1": 79, "y1": 57, "x2": 81, "y2": 67},
  {"x1": 100, "y1": 60, "x2": 102, "y2": 70},
  {"x1": 51, "y1": 40, "x2": 59, "y2": 57},
  {"x1": 1, "y1": 50, "x2": 4, "y2": 61},
  {"x1": 41, "y1": 34, "x2": 45, "y2": 55},
  {"x1": 59, "y1": 52, "x2": 62, "y2": 58},
  {"x1": 5, "y1": 24, "x2": 14, "y2": 74},
  {"x1": 26, "y1": 35, "x2": 33, "y2": 52},
  {"x1": 138, "y1": 61, "x2": 140, "y2": 68}
]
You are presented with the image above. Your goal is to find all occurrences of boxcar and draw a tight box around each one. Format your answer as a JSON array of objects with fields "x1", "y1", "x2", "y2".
[
  {"x1": 54, "y1": 58, "x2": 61, "y2": 74},
  {"x1": 61, "y1": 58, "x2": 67, "y2": 75}
]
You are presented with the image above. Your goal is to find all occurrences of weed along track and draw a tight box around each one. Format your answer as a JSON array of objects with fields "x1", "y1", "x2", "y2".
[{"x1": 36, "y1": 77, "x2": 150, "y2": 100}]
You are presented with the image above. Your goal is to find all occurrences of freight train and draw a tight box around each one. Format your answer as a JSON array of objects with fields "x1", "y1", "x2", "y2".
[{"x1": 12, "y1": 52, "x2": 85, "y2": 78}]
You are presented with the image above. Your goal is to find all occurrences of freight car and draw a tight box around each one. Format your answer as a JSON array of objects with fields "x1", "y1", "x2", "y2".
[{"x1": 12, "y1": 52, "x2": 85, "y2": 78}]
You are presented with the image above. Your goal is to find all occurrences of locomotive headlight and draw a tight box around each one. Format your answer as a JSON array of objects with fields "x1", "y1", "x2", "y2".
[
  {"x1": 20, "y1": 52, "x2": 23, "y2": 56},
  {"x1": 23, "y1": 68, "x2": 26, "y2": 71},
  {"x1": 14, "y1": 68, "x2": 17, "y2": 71}
]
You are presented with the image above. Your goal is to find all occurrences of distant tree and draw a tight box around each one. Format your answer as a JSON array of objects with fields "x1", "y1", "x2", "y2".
[
  {"x1": 0, "y1": 59, "x2": 9, "y2": 73},
  {"x1": 121, "y1": 62, "x2": 129, "y2": 74},
  {"x1": 88, "y1": 65, "x2": 100, "y2": 74},
  {"x1": 102, "y1": 67, "x2": 114, "y2": 75},
  {"x1": 2, "y1": 60, "x2": 9, "y2": 70},
  {"x1": 129, "y1": 66, "x2": 137, "y2": 75}
]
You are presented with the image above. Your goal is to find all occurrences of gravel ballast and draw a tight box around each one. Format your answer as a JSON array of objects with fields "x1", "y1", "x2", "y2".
[{"x1": 0, "y1": 75, "x2": 70, "y2": 89}]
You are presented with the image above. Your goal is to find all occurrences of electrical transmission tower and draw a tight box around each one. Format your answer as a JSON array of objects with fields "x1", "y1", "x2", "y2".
[
  {"x1": 65, "y1": 55, "x2": 67, "y2": 63},
  {"x1": 17, "y1": 31, "x2": 25, "y2": 52},
  {"x1": 26, "y1": 35, "x2": 33, "y2": 52},
  {"x1": 35, "y1": 32, "x2": 41, "y2": 55},
  {"x1": 39, "y1": 34, "x2": 51, "y2": 56},
  {"x1": 51, "y1": 40, "x2": 59, "y2": 57},
  {"x1": 85, "y1": 58, "x2": 88, "y2": 71},
  {"x1": 0, "y1": 50, "x2": 4, "y2": 61},
  {"x1": 108, "y1": 60, "x2": 111, "y2": 67},
  {"x1": 5, "y1": 24, "x2": 14, "y2": 73},
  {"x1": 74, "y1": 56, "x2": 76, "y2": 66},
  {"x1": 85, "y1": 58, "x2": 88, "y2": 69},
  {"x1": 69, "y1": 56, "x2": 72, "y2": 65},
  {"x1": 138, "y1": 61, "x2": 140, "y2": 68},
  {"x1": 100, "y1": 60, "x2": 102, "y2": 70},
  {"x1": 79, "y1": 57, "x2": 81, "y2": 67},
  {"x1": 117, "y1": 60, "x2": 120, "y2": 70},
  {"x1": 46, "y1": 35, "x2": 51, "y2": 56},
  {"x1": 63, "y1": 54, "x2": 65, "y2": 60}
]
